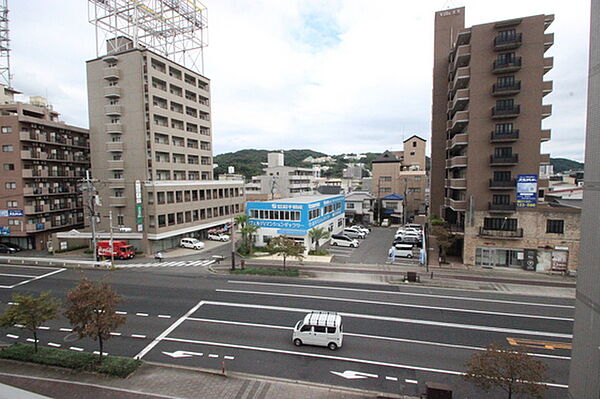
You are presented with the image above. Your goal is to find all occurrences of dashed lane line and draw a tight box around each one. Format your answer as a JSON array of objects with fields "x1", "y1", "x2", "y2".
[
  {"x1": 136, "y1": 313, "x2": 149, "y2": 317},
  {"x1": 208, "y1": 354, "x2": 219, "y2": 358},
  {"x1": 6, "y1": 334, "x2": 18, "y2": 339},
  {"x1": 224, "y1": 356, "x2": 235, "y2": 360},
  {"x1": 131, "y1": 334, "x2": 147, "y2": 339},
  {"x1": 385, "y1": 376, "x2": 398, "y2": 381},
  {"x1": 115, "y1": 311, "x2": 127, "y2": 315},
  {"x1": 59, "y1": 328, "x2": 72, "y2": 332},
  {"x1": 405, "y1": 379, "x2": 418, "y2": 384},
  {"x1": 47, "y1": 343, "x2": 61, "y2": 348},
  {"x1": 69, "y1": 346, "x2": 84, "y2": 352},
  {"x1": 158, "y1": 315, "x2": 172, "y2": 319}
]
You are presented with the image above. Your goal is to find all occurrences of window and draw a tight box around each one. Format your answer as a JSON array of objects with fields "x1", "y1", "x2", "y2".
[
  {"x1": 314, "y1": 326, "x2": 326, "y2": 333},
  {"x1": 327, "y1": 327, "x2": 336, "y2": 334},
  {"x1": 8, "y1": 219, "x2": 19, "y2": 225},
  {"x1": 497, "y1": 75, "x2": 515, "y2": 88},
  {"x1": 3, "y1": 163, "x2": 14, "y2": 171},
  {"x1": 5, "y1": 182, "x2": 16, "y2": 189},
  {"x1": 412, "y1": 141, "x2": 417, "y2": 147},
  {"x1": 379, "y1": 176, "x2": 392, "y2": 182},
  {"x1": 495, "y1": 123, "x2": 514, "y2": 134},
  {"x1": 483, "y1": 217, "x2": 517, "y2": 231},
  {"x1": 1, "y1": 126, "x2": 12, "y2": 134},
  {"x1": 494, "y1": 147, "x2": 513, "y2": 157},
  {"x1": 546, "y1": 219, "x2": 564, "y2": 234},
  {"x1": 497, "y1": 29, "x2": 517, "y2": 41},
  {"x1": 496, "y1": 99, "x2": 514, "y2": 111},
  {"x1": 2, "y1": 145, "x2": 13, "y2": 152},
  {"x1": 117, "y1": 214, "x2": 124, "y2": 226},
  {"x1": 338, "y1": 218, "x2": 344, "y2": 227},
  {"x1": 346, "y1": 203, "x2": 354, "y2": 209},
  {"x1": 494, "y1": 171, "x2": 512, "y2": 181},
  {"x1": 492, "y1": 194, "x2": 511, "y2": 205},
  {"x1": 158, "y1": 215, "x2": 166, "y2": 227},
  {"x1": 300, "y1": 324, "x2": 311, "y2": 332},
  {"x1": 6, "y1": 200, "x2": 17, "y2": 207},
  {"x1": 114, "y1": 190, "x2": 124, "y2": 198},
  {"x1": 496, "y1": 52, "x2": 516, "y2": 66}
]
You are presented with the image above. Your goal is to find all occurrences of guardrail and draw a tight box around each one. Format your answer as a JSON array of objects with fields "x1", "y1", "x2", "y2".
[{"x1": 0, "y1": 256, "x2": 111, "y2": 268}]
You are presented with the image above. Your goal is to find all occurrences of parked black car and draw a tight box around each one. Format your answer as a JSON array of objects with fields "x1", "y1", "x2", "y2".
[
  {"x1": 0, "y1": 243, "x2": 18, "y2": 254},
  {"x1": 0, "y1": 242, "x2": 22, "y2": 252}
]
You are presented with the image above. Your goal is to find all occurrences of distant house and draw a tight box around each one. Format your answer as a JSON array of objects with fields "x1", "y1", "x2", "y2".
[
  {"x1": 381, "y1": 193, "x2": 404, "y2": 224},
  {"x1": 344, "y1": 192, "x2": 375, "y2": 223}
]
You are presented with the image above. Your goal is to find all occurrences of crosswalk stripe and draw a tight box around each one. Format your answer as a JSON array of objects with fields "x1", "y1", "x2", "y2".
[{"x1": 117, "y1": 259, "x2": 216, "y2": 268}]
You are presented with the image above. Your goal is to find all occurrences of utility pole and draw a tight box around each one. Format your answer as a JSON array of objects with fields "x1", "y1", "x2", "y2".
[
  {"x1": 81, "y1": 170, "x2": 99, "y2": 259},
  {"x1": 109, "y1": 210, "x2": 114, "y2": 268},
  {"x1": 230, "y1": 216, "x2": 235, "y2": 270}
]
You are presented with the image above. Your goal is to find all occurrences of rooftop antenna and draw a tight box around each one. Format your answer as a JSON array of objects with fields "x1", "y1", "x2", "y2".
[
  {"x1": 87, "y1": 0, "x2": 209, "y2": 74},
  {"x1": 0, "y1": 0, "x2": 11, "y2": 87},
  {"x1": 442, "y1": 0, "x2": 460, "y2": 9}
]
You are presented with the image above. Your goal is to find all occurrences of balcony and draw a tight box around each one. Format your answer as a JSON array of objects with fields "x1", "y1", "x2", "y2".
[
  {"x1": 479, "y1": 227, "x2": 523, "y2": 239},
  {"x1": 490, "y1": 154, "x2": 519, "y2": 166},
  {"x1": 488, "y1": 202, "x2": 517, "y2": 213},
  {"x1": 25, "y1": 205, "x2": 49, "y2": 214},
  {"x1": 445, "y1": 197, "x2": 467, "y2": 211},
  {"x1": 106, "y1": 142, "x2": 124, "y2": 152},
  {"x1": 23, "y1": 187, "x2": 47, "y2": 196},
  {"x1": 105, "y1": 105, "x2": 122, "y2": 116},
  {"x1": 445, "y1": 178, "x2": 467, "y2": 189},
  {"x1": 492, "y1": 57, "x2": 522, "y2": 74},
  {"x1": 493, "y1": 33, "x2": 522, "y2": 51},
  {"x1": 103, "y1": 67, "x2": 120, "y2": 80},
  {"x1": 448, "y1": 66, "x2": 470, "y2": 93},
  {"x1": 109, "y1": 197, "x2": 127, "y2": 207},
  {"x1": 22, "y1": 169, "x2": 48, "y2": 178},
  {"x1": 491, "y1": 130, "x2": 519, "y2": 142},
  {"x1": 544, "y1": 33, "x2": 554, "y2": 51},
  {"x1": 449, "y1": 45, "x2": 471, "y2": 74},
  {"x1": 105, "y1": 123, "x2": 123, "y2": 134},
  {"x1": 489, "y1": 179, "x2": 516, "y2": 190},
  {"x1": 26, "y1": 223, "x2": 47, "y2": 232},
  {"x1": 540, "y1": 153, "x2": 551, "y2": 165},
  {"x1": 541, "y1": 129, "x2": 551, "y2": 142},
  {"x1": 543, "y1": 57, "x2": 554, "y2": 74},
  {"x1": 542, "y1": 81, "x2": 553, "y2": 96},
  {"x1": 447, "y1": 132, "x2": 468, "y2": 150},
  {"x1": 104, "y1": 86, "x2": 121, "y2": 98},
  {"x1": 447, "y1": 110, "x2": 469, "y2": 133},
  {"x1": 107, "y1": 160, "x2": 124, "y2": 170},
  {"x1": 491, "y1": 105, "x2": 520, "y2": 119},
  {"x1": 446, "y1": 155, "x2": 468, "y2": 169},
  {"x1": 448, "y1": 88, "x2": 469, "y2": 113},
  {"x1": 20, "y1": 150, "x2": 47, "y2": 160},
  {"x1": 542, "y1": 104, "x2": 552, "y2": 119},
  {"x1": 491, "y1": 81, "x2": 521, "y2": 96}
]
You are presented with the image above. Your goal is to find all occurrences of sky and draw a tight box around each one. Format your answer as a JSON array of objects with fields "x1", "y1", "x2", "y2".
[{"x1": 8, "y1": 0, "x2": 591, "y2": 161}]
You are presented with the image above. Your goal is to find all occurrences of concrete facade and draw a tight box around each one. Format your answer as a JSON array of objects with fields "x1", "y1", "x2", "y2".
[
  {"x1": 0, "y1": 98, "x2": 89, "y2": 250},
  {"x1": 568, "y1": 0, "x2": 600, "y2": 396},
  {"x1": 245, "y1": 152, "x2": 314, "y2": 198},
  {"x1": 86, "y1": 44, "x2": 244, "y2": 253}
]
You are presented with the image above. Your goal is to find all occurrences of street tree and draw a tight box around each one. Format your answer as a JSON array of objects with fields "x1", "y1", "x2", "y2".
[
  {"x1": 267, "y1": 236, "x2": 305, "y2": 270},
  {"x1": 308, "y1": 227, "x2": 330, "y2": 253},
  {"x1": 464, "y1": 344, "x2": 548, "y2": 399},
  {"x1": 431, "y1": 224, "x2": 456, "y2": 264},
  {"x1": 240, "y1": 224, "x2": 259, "y2": 254},
  {"x1": 0, "y1": 292, "x2": 59, "y2": 352},
  {"x1": 64, "y1": 278, "x2": 126, "y2": 363},
  {"x1": 234, "y1": 214, "x2": 249, "y2": 228}
]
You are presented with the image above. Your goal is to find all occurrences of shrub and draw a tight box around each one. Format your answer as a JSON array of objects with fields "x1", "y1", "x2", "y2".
[
  {"x1": 230, "y1": 267, "x2": 299, "y2": 277},
  {"x1": 308, "y1": 250, "x2": 330, "y2": 256},
  {"x1": 0, "y1": 343, "x2": 140, "y2": 378}
]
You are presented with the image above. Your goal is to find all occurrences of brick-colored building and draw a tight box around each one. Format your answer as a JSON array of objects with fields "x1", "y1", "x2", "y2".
[
  {"x1": 431, "y1": 7, "x2": 580, "y2": 271},
  {"x1": 0, "y1": 91, "x2": 90, "y2": 250}
]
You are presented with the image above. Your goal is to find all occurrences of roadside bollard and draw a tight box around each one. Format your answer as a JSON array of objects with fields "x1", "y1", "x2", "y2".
[{"x1": 221, "y1": 360, "x2": 226, "y2": 375}]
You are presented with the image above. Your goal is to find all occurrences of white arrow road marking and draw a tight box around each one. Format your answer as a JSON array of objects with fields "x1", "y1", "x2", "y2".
[
  {"x1": 161, "y1": 350, "x2": 204, "y2": 358},
  {"x1": 330, "y1": 370, "x2": 378, "y2": 380}
]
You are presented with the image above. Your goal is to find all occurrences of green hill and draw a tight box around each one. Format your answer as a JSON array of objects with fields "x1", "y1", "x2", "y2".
[{"x1": 550, "y1": 158, "x2": 584, "y2": 173}]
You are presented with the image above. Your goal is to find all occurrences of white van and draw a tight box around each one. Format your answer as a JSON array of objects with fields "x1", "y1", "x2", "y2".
[
  {"x1": 292, "y1": 311, "x2": 343, "y2": 350},
  {"x1": 342, "y1": 228, "x2": 365, "y2": 239},
  {"x1": 180, "y1": 238, "x2": 205, "y2": 250},
  {"x1": 330, "y1": 234, "x2": 359, "y2": 248},
  {"x1": 393, "y1": 244, "x2": 414, "y2": 258}
]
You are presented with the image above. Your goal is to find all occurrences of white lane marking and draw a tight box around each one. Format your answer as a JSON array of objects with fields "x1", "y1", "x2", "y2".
[
  {"x1": 331, "y1": 370, "x2": 378, "y2": 380},
  {"x1": 208, "y1": 354, "x2": 219, "y2": 358},
  {"x1": 69, "y1": 346, "x2": 84, "y2": 351},
  {"x1": 13, "y1": 323, "x2": 24, "y2": 328},
  {"x1": 216, "y1": 289, "x2": 573, "y2": 322},
  {"x1": 93, "y1": 351, "x2": 109, "y2": 356},
  {"x1": 110, "y1": 332, "x2": 122, "y2": 336},
  {"x1": 59, "y1": 328, "x2": 72, "y2": 332},
  {"x1": 185, "y1": 318, "x2": 570, "y2": 360},
  {"x1": 9, "y1": 268, "x2": 66, "y2": 289},
  {"x1": 330, "y1": 254, "x2": 352, "y2": 257},
  {"x1": 26, "y1": 338, "x2": 38, "y2": 343},
  {"x1": 162, "y1": 351, "x2": 203, "y2": 358},
  {"x1": 405, "y1": 379, "x2": 418, "y2": 384},
  {"x1": 131, "y1": 334, "x2": 147, "y2": 339},
  {"x1": 385, "y1": 376, "x2": 398, "y2": 381},
  {"x1": 134, "y1": 300, "x2": 205, "y2": 360},
  {"x1": 115, "y1": 311, "x2": 127, "y2": 315},
  {"x1": 158, "y1": 315, "x2": 172, "y2": 319},
  {"x1": 163, "y1": 337, "x2": 569, "y2": 389},
  {"x1": 6, "y1": 334, "x2": 18, "y2": 339},
  {"x1": 201, "y1": 301, "x2": 573, "y2": 339},
  {"x1": 8, "y1": 303, "x2": 18, "y2": 306},
  {"x1": 0, "y1": 272, "x2": 38, "y2": 278},
  {"x1": 0, "y1": 264, "x2": 62, "y2": 270},
  {"x1": 227, "y1": 280, "x2": 575, "y2": 309},
  {"x1": 224, "y1": 356, "x2": 235, "y2": 360},
  {"x1": 38, "y1": 326, "x2": 50, "y2": 330},
  {"x1": 136, "y1": 313, "x2": 149, "y2": 317},
  {"x1": 48, "y1": 342, "x2": 61, "y2": 347}
]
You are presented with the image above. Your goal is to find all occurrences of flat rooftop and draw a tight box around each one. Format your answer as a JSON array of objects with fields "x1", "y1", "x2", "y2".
[{"x1": 253, "y1": 195, "x2": 343, "y2": 204}]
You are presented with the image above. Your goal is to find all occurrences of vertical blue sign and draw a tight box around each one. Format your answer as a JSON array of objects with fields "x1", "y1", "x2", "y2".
[{"x1": 516, "y1": 174, "x2": 538, "y2": 208}]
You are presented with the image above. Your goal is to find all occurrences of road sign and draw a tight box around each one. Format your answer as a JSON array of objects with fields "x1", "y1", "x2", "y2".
[
  {"x1": 330, "y1": 370, "x2": 378, "y2": 380},
  {"x1": 162, "y1": 350, "x2": 204, "y2": 358}
]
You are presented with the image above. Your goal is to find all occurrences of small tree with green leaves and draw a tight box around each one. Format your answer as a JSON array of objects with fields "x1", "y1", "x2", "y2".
[
  {"x1": 308, "y1": 227, "x2": 330, "y2": 254},
  {"x1": 234, "y1": 214, "x2": 249, "y2": 228},
  {"x1": 0, "y1": 292, "x2": 59, "y2": 352},
  {"x1": 240, "y1": 224, "x2": 259, "y2": 254},
  {"x1": 266, "y1": 236, "x2": 305, "y2": 270},
  {"x1": 464, "y1": 344, "x2": 548, "y2": 399},
  {"x1": 64, "y1": 278, "x2": 126, "y2": 363},
  {"x1": 431, "y1": 224, "x2": 456, "y2": 264}
]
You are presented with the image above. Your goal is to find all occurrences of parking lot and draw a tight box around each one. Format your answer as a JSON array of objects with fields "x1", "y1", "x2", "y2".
[{"x1": 325, "y1": 226, "x2": 420, "y2": 266}]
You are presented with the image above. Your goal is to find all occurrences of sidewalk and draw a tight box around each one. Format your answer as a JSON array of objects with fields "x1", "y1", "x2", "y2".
[{"x1": 0, "y1": 359, "x2": 411, "y2": 399}]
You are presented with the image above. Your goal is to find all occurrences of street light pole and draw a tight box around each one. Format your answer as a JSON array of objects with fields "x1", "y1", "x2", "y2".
[
  {"x1": 230, "y1": 216, "x2": 235, "y2": 270},
  {"x1": 109, "y1": 210, "x2": 114, "y2": 269}
]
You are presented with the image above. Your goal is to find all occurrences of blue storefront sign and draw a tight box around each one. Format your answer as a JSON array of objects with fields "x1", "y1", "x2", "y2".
[
  {"x1": 0, "y1": 209, "x2": 24, "y2": 217},
  {"x1": 0, "y1": 226, "x2": 9, "y2": 236},
  {"x1": 516, "y1": 174, "x2": 538, "y2": 208}
]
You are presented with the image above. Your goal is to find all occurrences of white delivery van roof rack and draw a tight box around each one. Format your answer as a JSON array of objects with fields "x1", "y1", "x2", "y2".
[{"x1": 303, "y1": 311, "x2": 340, "y2": 328}]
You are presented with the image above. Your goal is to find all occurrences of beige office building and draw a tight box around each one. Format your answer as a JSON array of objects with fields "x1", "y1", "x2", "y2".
[{"x1": 86, "y1": 38, "x2": 244, "y2": 253}]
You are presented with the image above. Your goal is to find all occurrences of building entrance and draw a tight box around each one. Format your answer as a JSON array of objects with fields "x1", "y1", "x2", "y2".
[{"x1": 476, "y1": 247, "x2": 524, "y2": 268}]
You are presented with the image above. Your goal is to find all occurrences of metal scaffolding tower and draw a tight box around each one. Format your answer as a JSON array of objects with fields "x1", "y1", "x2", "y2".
[
  {"x1": 88, "y1": 0, "x2": 208, "y2": 73},
  {"x1": 0, "y1": 0, "x2": 11, "y2": 87}
]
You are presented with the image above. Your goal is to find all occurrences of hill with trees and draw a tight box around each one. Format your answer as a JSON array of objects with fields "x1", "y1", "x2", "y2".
[{"x1": 550, "y1": 158, "x2": 584, "y2": 173}]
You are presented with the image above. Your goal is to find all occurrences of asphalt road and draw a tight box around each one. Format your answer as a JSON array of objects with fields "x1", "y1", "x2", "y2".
[{"x1": 0, "y1": 264, "x2": 573, "y2": 398}]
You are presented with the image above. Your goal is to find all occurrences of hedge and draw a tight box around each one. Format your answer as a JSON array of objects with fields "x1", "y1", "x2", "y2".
[{"x1": 231, "y1": 267, "x2": 299, "y2": 277}]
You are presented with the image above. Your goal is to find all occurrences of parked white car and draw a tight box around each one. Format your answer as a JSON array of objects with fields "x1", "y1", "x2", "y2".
[
  {"x1": 395, "y1": 230, "x2": 421, "y2": 239},
  {"x1": 381, "y1": 219, "x2": 390, "y2": 227},
  {"x1": 349, "y1": 225, "x2": 370, "y2": 235},
  {"x1": 180, "y1": 238, "x2": 205, "y2": 250},
  {"x1": 208, "y1": 233, "x2": 229, "y2": 242},
  {"x1": 331, "y1": 234, "x2": 359, "y2": 248}
]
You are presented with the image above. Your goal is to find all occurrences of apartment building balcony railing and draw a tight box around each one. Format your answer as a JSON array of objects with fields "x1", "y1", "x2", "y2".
[
  {"x1": 544, "y1": 33, "x2": 554, "y2": 51},
  {"x1": 490, "y1": 130, "x2": 519, "y2": 142},
  {"x1": 103, "y1": 67, "x2": 120, "y2": 80},
  {"x1": 488, "y1": 202, "x2": 517, "y2": 213},
  {"x1": 104, "y1": 86, "x2": 121, "y2": 98},
  {"x1": 542, "y1": 104, "x2": 552, "y2": 119},
  {"x1": 445, "y1": 197, "x2": 467, "y2": 211},
  {"x1": 544, "y1": 57, "x2": 554, "y2": 74},
  {"x1": 107, "y1": 160, "x2": 125, "y2": 170},
  {"x1": 479, "y1": 227, "x2": 523, "y2": 239},
  {"x1": 26, "y1": 223, "x2": 47, "y2": 232},
  {"x1": 109, "y1": 197, "x2": 127, "y2": 207},
  {"x1": 22, "y1": 169, "x2": 48, "y2": 178},
  {"x1": 20, "y1": 150, "x2": 47, "y2": 160},
  {"x1": 491, "y1": 105, "x2": 520, "y2": 119},
  {"x1": 23, "y1": 187, "x2": 47, "y2": 196},
  {"x1": 448, "y1": 66, "x2": 470, "y2": 92},
  {"x1": 446, "y1": 155, "x2": 468, "y2": 169},
  {"x1": 105, "y1": 105, "x2": 122, "y2": 116},
  {"x1": 447, "y1": 110, "x2": 469, "y2": 133},
  {"x1": 447, "y1": 89, "x2": 469, "y2": 113},
  {"x1": 445, "y1": 178, "x2": 467, "y2": 189},
  {"x1": 542, "y1": 81, "x2": 553, "y2": 96},
  {"x1": 489, "y1": 179, "x2": 516, "y2": 190},
  {"x1": 448, "y1": 44, "x2": 471, "y2": 74},
  {"x1": 105, "y1": 123, "x2": 124, "y2": 134},
  {"x1": 493, "y1": 33, "x2": 522, "y2": 51},
  {"x1": 541, "y1": 129, "x2": 551, "y2": 142},
  {"x1": 540, "y1": 153, "x2": 551, "y2": 165},
  {"x1": 492, "y1": 57, "x2": 522, "y2": 74},
  {"x1": 490, "y1": 154, "x2": 519, "y2": 166},
  {"x1": 447, "y1": 133, "x2": 468, "y2": 150},
  {"x1": 491, "y1": 81, "x2": 521, "y2": 96},
  {"x1": 24, "y1": 205, "x2": 49, "y2": 214}
]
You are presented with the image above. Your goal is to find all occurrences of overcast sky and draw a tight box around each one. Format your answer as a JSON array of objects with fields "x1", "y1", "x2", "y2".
[{"x1": 9, "y1": 0, "x2": 590, "y2": 160}]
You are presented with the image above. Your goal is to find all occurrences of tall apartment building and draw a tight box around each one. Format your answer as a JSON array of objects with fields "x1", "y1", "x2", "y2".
[
  {"x1": 371, "y1": 135, "x2": 428, "y2": 221},
  {"x1": 431, "y1": 8, "x2": 580, "y2": 272},
  {"x1": 0, "y1": 89, "x2": 89, "y2": 250},
  {"x1": 86, "y1": 38, "x2": 244, "y2": 253},
  {"x1": 245, "y1": 152, "x2": 314, "y2": 200},
  {"x1": 569, "y1": 0, "x2": 600, "y2": 395}
]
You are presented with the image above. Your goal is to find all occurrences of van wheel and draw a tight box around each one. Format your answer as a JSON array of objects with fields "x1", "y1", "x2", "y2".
[
  {"x1": 407, "y1": 254, "x2": 413, "y2": 258},
  {"x1": 352, "y1": 244, "x2": 358, "y2": 248},
  {"x1": 332, "y1": 242, "x2": 338, "y2": 246},
  {"x1": 294, "y1": 339, "x2": 302, "y2": 346},
  {"x1": 328, "y1": 342, "x2": 338, "y2": 351}
]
